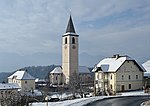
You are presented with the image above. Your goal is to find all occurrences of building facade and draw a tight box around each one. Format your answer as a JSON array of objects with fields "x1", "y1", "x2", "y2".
[
  {"x1": 93, "y1": 54, "x2": 145, "y2": 95},
  {"x1": 0, "y1": 83, "x2": 21, "y2": 105},
  {"x1": 49, "y1": 66, "x2": 93, "y2": 85},
  {"x1": 79, "y1": 66, "x2": 93, "y2": 84},
  {"x1": 0, "y1": 83, "x2": 20, "y2": 97},
  {"x1": 8, "y1": 69, "x2": 35, "y2": 92},
  {"x1": 142, "y1": 60, "x2": 150, "y2": 87},
  {"x1": 62, "y1": 15, "x2": 79, "y2": 84},
  {"x1": 49, "y1": 67, "x2": 64, "y2": 85}
]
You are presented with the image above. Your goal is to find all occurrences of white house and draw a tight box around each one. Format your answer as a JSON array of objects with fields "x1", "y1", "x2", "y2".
[
  {"x1": 8, "y1": 69, "x2": 35, "y2": 92},
  {"x1": 0, "y1": 83, "x2": 21, "y2": 99},
  {"x1": 142, "y1": 60, "x2": 150, "y2": 87},
  {"x1": 142, "y1": 60, "x2": 150, "y2": 77},
  {"x1": 92, "y1": 54, "x2": 145, "y2": 95}
]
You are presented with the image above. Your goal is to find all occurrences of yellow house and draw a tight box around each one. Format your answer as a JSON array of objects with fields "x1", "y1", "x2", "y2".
[
  {"x1": 8, "y1": 69, "x2": 35, "y2": 92},
  {"x1": 92, "y1": 54, "x2": 145, "y2": 95}
]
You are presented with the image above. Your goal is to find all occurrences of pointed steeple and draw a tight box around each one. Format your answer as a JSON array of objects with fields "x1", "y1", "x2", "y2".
[{"x1": 66, "y1": 15, "x2": 76, "y2": 33}]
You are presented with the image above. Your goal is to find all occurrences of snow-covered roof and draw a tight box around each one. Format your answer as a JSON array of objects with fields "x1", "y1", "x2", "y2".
[
  {"x1": 79, "y1": 66, "x2": 91, "y2": 73},
  {"x1": 50, "y1": 67, "x2": 63, "y2": 74},
  {"x1": 0, "y1": 83, "x2": 21, "y2": 90},
  {"x1": 8, "y1": 70, "x2": 35, "y2": 80},
  {"x1": 35, "y1": 78, "x2": 46, "y2": 83},
  {"x1": 50, "y1": 66, "x2": 91, "y2": 74},
  {"x1": 142, "y1": 60, "x2": 150, "y2": 77},
  {"x1": 92, "y1": 55, "x2": 143, "y2": 72},
  {"x1": 63, "y1": 32, "x2": 77, "y2": 36}
]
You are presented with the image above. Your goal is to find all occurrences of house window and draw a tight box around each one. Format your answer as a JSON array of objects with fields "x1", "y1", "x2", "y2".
[
  {"x1": 25, "y1": 81, "x2": 27, "y2": 84},
  {"x1": 110, "y1": 84, "x2": 113, "y2": 89},
  {"x1": 110, "y1": 74, "x2": 112, "y2": 80},
  {"x1": 122, "y1": 75, "x2": 124, "y2": 80},
  {"x1": 129, "y1": 84, "x2": 131, "y2": 89},
  {"x1": 136, "y1": 75, "x2": 138, "y2": 79},
  {"x1": 56, "y1": 76, "x2": 57, "y2": 80},
  {"x1": 72, "y1": 37, "x2": 75, "y2": 44},
  {"x1": 65, "y1": 37, "x2": 67, "y2": 44},
  {"x1": 1, "y1": 91, "x2": 3, "y2": 94},
  {"x1": 129, "y1": 75, "x2": 131, "y2": 80},
  {"x1": 97, "y1": 74, "x2": 99, "y2": 79}
]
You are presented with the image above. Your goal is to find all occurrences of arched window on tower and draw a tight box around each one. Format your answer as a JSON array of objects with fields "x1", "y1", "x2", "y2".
[
  {"x1": 72, "y1": 37, "x2": 75, "y2": 44},
  {"x1": 65, "y1": 37, "x2": 67, "y2": 44}
]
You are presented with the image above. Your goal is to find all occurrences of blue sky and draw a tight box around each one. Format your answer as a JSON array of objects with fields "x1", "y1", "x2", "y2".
[{"x1": 0, "y1": 0, "x2": 150, "y2": 72}]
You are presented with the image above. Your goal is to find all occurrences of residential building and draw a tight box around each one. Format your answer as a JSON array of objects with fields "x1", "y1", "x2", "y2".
[
  {"x1": 142, "y1": 60, "x2": 150, "y2": 87},
  {"x1": 0, "y1": 83, "x2": 20, "y2": 99},
  {"x1": 8, "y1": 69, "x2": 35, "y2": 92},
  {"x1": 35, "y1": 78, "x2": 46, "y2": 88},
  {"x1": 92, "y1": 54, "x2": 145, "y2": 95}
]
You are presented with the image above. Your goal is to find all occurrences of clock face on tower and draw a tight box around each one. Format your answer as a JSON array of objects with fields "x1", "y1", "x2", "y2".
[{"x1": 72, "y1": 45, "x2": 76, "y2": 49}]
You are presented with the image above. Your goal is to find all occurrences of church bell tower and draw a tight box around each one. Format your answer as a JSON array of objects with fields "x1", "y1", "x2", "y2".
[{"x1": 62, "y1": 15, "x2": 79, "y2": 84}]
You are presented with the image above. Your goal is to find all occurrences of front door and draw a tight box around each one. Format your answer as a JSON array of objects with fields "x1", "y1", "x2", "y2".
[{"x1": 121, "y1": 85, "x2": 125, "y2": 91}]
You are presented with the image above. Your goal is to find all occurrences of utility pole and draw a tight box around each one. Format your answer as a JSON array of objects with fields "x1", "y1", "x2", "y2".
[{"x1": 45, "y1": 95, "x2": 48, "y2": 106}]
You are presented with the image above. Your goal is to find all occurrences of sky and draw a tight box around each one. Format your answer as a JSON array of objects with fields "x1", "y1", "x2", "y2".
[{"x1": 0, "y1": 0, "x2": 150, "y2": 72}]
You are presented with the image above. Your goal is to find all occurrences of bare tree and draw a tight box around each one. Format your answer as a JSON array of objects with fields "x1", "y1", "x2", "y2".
[
  {"x1": 0, "y1": 90, "x2": 23, "y2": 106},
  {"x1": 68, "y1": 72, "x2": 85, "y2": 98},
  {"x1": 67, "y1": 72, "x2": 94, "y2": 98}
]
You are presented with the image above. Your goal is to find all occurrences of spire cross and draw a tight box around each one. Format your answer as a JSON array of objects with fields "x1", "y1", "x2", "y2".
[{"x1": 70, "y1": 9, "x2": 72, "y2": 16}]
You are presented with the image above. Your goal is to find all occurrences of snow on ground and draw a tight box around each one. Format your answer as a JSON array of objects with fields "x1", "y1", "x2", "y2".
[
  {"x1": 120, "y1": 90, "x2": 148, "y2": 96},
  {"x1": 30, "y1": 90, "x2": 149, "y2": 106}
]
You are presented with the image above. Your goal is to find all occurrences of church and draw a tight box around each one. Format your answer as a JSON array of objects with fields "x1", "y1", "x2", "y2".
[{"x1": 49, "y1": 15, "x2": 93, "y2": 85}]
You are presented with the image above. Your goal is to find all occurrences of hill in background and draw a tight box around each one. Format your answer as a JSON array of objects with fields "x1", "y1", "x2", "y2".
[
  {"x1": 0, "y1": 65, "x2": 93, "y2": 83},
  {"x1": 0, "y1": 65, "x2": 58, "y2": 83}
]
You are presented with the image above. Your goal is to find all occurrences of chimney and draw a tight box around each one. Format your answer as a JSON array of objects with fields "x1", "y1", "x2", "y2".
[{"x1": 113, "y1": 54, "x2": 120, "y2": 59}]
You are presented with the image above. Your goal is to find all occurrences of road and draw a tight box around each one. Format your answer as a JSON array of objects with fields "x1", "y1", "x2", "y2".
[{"x1": 86, "y1": 96, "x2": 149, "y2": 106}]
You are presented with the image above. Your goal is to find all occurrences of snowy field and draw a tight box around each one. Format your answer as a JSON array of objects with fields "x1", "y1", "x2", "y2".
[{"x1": 29, "y1": 90, "x2": 149, "y2": 106}]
